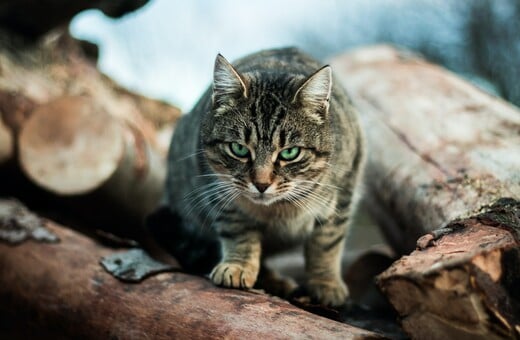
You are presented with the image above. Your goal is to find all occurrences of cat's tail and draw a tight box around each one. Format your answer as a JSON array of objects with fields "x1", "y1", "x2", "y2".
[{"x1": 145, "y1": 205, "x2": 220, "y2": 275}]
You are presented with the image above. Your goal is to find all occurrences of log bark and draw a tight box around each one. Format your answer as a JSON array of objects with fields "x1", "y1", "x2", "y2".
[
  {"x1": 0, "y1": 199, "x2": 382, "y2": 339},
  {"x1": 378, "y1": 199, "x2": 520, "y2": 339},
  {"x1": 331, "y1": 45, "x2": 520, "y2": 254},
  {"x1": 331, "y1": 46, "x2": 520, "y2": 339}
]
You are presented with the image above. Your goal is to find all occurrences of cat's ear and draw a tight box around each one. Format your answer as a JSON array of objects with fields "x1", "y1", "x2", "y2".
[
  {"x1": 212, "y1": 54, "x2": 248, "y2": 105},
  {"x1": 293, "y1": 65, "x2": 332, "y2": 120}
]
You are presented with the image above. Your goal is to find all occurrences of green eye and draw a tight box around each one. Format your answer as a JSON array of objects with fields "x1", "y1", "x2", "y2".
[
  {"x1": 279, "y1": 147, "x2": 301, "y2": 161},
  {"x1": 230, "y1": 142, "x2": 250, "y2": 158}
]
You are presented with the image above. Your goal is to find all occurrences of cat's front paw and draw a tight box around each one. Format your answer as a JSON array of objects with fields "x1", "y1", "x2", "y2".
[
  {"x1": 210, "y1": 262, "x2": 258, "y2": 289},
  {"x1": 307, "y1": 278, "x2": 349, "y2": 307}
]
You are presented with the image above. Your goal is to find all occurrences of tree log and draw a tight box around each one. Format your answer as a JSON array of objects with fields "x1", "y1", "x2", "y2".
[
  {"x1": 378, "y1": 199, "x2": 520, "y2": 339},
  {"x1": 0, "y1": 30, "x2": 181, "y2": 226},
  {"x1": 17, "y1": 96, "x2": 165, "y2": 221},
  {"x1": 331, "y1": 46, "x2": 520, "y2": 339},
  {"x1": 0, "y1": 199, "x2": 382, "y2": 339},
  {"x1": 331, "y1": 45, "x2": 520, "y2": 254}
]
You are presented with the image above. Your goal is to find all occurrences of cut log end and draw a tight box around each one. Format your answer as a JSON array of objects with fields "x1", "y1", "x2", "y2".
[{"x1": 18, "y1": 96, "x2": 124, "y2": 195}]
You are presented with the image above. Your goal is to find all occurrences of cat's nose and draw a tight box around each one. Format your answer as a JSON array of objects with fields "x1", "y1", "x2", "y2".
[{"x1": 253, "y1": 182, "x2": 270, "y2": 193}]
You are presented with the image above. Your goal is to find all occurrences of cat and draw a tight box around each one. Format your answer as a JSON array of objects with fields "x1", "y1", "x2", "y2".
[{"x1": 163, "y1": 47, "x2": 364, "y2": 307}]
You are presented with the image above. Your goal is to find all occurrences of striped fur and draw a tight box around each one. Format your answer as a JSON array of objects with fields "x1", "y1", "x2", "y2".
[{"x1": 166, "y1": 47, "x2": 364, "y2": 306}]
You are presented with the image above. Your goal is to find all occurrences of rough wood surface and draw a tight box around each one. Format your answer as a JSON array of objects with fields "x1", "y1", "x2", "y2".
[
  {"x1": 0, "y1": 200, "x2": 382, "y2": 339},
  {"x1": 377, "y1": 199, "x2": 520, "y2": 339},
  {"x1": 331, "y1": 45, "x2": 520, "y2": 254},
  {"x1": 332, "y1": 45, "x2": 520, "y2": 339}
]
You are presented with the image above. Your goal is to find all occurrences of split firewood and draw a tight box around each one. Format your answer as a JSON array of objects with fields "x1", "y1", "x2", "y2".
[
  {"x1": 0, "y1": 199, "x2": 383, "y2": 339},
  {"x1": 331, "y1": 46, "x2": 520, "y2": 339}
]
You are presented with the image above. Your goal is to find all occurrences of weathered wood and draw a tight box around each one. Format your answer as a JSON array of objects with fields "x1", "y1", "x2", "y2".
[
  {"x1": 17, "y1": 96, "x2": 165, "y2": 220},
  {"x1": 0, "y1": 199, "x2": 382, "y2": 339},
  {"x1": 331, "y1": 45, "x2": 520, "y2": 254},
  {"x1": 377, "y1": 199, "x2": 520, "y2": 339},
  {"x1": 0, "y1": 30, "x2": 181, "y2": 156},
  {"x1": 332, "y1": 46, "x2": 520, "y2": 339},
  {"x1": 0, "y1": 30, "x2": 181, "y2": 224}
]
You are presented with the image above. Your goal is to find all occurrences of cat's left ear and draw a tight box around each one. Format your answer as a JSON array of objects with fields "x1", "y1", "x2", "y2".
[
  {"x1": 213, "y1": 54, "x2": 248, "y2": 106},
  {"x1": 293, "y1": 65, "x2": 332, "y2": 119}
]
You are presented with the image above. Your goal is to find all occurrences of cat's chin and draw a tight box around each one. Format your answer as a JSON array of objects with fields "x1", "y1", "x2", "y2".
[{"x1": 245, "y1": 194, "x2": 280, "y2": 206}]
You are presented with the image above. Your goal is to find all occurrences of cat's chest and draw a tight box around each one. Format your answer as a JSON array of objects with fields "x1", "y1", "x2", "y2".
[{"x1": 240, "y1": 203, "x2": 315, "y2": 246}]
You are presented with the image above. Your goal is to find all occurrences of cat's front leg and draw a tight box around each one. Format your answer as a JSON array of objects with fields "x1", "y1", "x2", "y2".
[
  {"x1": 304, "y1": 224, "x2": 348, "y2": 307},
  {"x1": 210, "y1": 229, "x2": 261, "y2": 289}
]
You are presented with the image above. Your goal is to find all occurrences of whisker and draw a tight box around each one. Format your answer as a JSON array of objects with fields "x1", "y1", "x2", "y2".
[
  {"x1": 176, "y1": 149, "x2": 206, "y2": 162},
  {"x1": 183, "y1": 183, "x2": 236, "y2": 218}
]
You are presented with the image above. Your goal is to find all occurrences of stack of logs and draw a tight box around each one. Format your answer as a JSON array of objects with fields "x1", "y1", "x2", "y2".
[
  {"x1": 0, "y1": 28, "x2": 180, "y2": 231},
  {"x1": 0, "y1": 1, "x2": 519, "y2": 337}
]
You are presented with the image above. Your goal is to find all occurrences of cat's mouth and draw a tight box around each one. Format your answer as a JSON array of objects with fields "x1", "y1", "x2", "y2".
[{"x1": 246, "y1": 192, "x2": 279, "y2": 206}]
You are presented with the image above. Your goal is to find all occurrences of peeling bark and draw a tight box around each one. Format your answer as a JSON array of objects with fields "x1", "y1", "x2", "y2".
[{"x1": 377, "y1": 199, "x2": 520, "y2": 339}]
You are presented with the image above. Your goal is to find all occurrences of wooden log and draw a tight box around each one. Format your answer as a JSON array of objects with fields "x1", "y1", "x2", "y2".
[
  {"x1": 331, "y1": 46, "x2": 520, "y2": 339},
  {"x1": 0, "y1": 30, "x2": 181, "y2": 156},
  {"x1": 17, "y1": 95, "x2": 165, "y2": 221},
  {"x1": 18, "y1": 96, "x2": 125, "y2": 195},
  {"x1": 331, "y1": 45, "x2": 520, "y2": 254},
  {"x1": 0, "y1": 199, "x2": 382, "y2": 339},
  {"x1": 0, "y1": 29, "x2": 181, "y2": 225},
  {"x1": 377, "y1": 199, "x2": 520, "y2": 339}
]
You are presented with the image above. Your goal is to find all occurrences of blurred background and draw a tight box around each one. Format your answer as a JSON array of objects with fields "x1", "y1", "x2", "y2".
[{"x1": 70, "y1": 0, "x2": 520, "y2": 111}]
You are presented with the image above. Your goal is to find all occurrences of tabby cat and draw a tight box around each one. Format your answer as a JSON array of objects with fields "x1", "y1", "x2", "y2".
[{"x1": 165, "y1": 47, "x2": 364, "y2": 306}]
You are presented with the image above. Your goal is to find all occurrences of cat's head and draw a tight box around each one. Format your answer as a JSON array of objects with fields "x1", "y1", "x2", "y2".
[{"x1": 201, "y1": 53, "x2": 334, "y2": 206}]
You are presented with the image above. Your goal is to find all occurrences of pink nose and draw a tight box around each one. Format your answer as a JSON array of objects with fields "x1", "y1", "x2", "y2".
[{"x1": 253, "y1": 182, "x2": 270, "y2": 193}]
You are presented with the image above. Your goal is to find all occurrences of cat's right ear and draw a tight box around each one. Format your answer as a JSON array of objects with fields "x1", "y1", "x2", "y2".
[{"x1": 212, "y1": 54, "x2": 248, "y2": 106}]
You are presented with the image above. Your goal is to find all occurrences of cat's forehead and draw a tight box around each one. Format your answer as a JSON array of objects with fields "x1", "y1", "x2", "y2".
[{"x1": 246, "y1": 71, "x2": 304, "y2": 99}]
